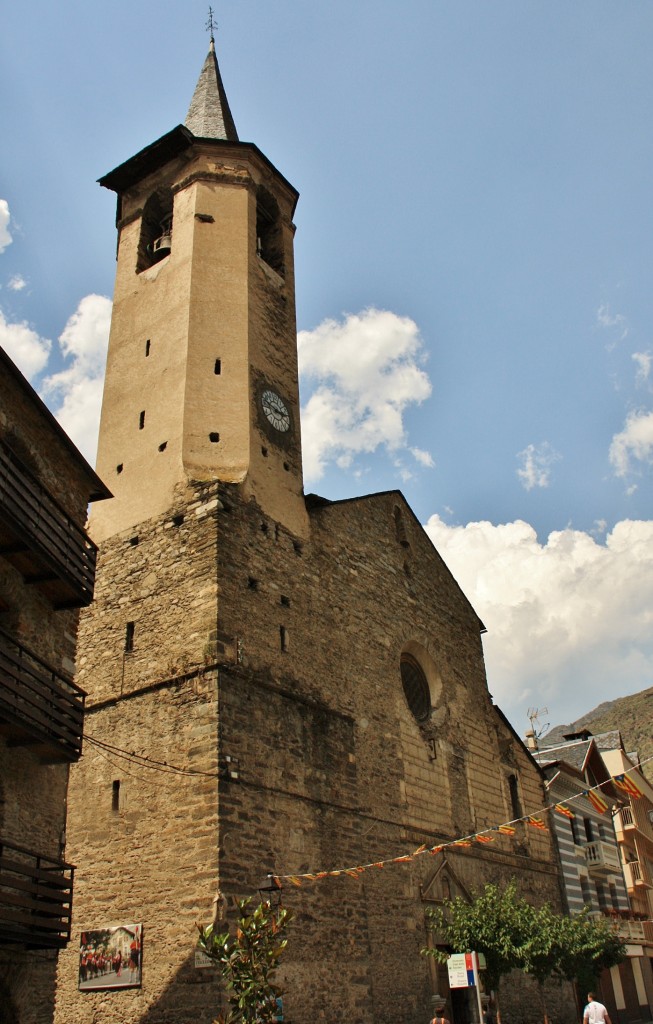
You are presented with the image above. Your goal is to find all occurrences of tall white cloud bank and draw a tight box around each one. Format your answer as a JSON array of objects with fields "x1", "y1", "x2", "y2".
[
  {"x1": 298, "y1": 309, "x2": 433, "y2": 483},
  {"x1": 424, "y1": 515, "x2": 653, "y2": 726},
  {"x1": 41, "y1": 295, "x2": 112, "y2": 464},
  {"x1": 0, "y1": 309, "x2": 51, "y2": 379}
]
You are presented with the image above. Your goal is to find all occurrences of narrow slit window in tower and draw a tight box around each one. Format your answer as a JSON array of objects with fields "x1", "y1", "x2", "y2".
[
  {"x1": 112, "y1": 780, "x2": 121, "y2": 813},
  {"x1": 139, "y1": 410, "x2": 145, "y2": 430},
  {"x1": 125, "y1": 621, "x2": 135, "y2": 653}
]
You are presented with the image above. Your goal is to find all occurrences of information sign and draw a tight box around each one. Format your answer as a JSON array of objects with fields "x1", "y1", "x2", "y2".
[{"x1": 447, "y1": 952, "x2": 476, "y2": 988}]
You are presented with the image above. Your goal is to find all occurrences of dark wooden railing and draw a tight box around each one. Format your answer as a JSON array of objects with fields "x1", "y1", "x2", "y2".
[
  {"x1": 0, "y1": 627, "x2": 85, "y2": 762},
  {"x1": 0, "y1": 840, "x2": 74, "y2": 948},
  {"x1": 0, "y1": 441, "x2": 97, "y2": 607}
]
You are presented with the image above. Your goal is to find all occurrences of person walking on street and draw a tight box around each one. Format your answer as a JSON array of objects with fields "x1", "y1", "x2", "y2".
[{"x1": 583, "y1": 992, "x2": 612, "y2": 1024}]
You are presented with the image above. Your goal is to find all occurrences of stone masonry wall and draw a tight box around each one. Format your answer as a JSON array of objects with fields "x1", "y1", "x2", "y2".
[
  {"x1": 57, "y1": 479, "x2": 575, "y2": 1024},
  {"x1": 213, "y1": 484, "x2": 573, "y2": 1024},
  {"x1": 55, "y1": 479, "x2": 229, "y2": 1024}
]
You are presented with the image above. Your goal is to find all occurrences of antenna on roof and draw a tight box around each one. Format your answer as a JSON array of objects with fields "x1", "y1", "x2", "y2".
[
  {"x1": 525, "y1": 707, "x2": 550, "y2": 752},
  {"x1": 206, "y1": 5, "x2": 217, "y2": 43}
]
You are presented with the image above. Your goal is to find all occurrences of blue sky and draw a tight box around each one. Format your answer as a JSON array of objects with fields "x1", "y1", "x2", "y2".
[{"x1": 2, "y1": 1, "x2": 652, "y2": 736}]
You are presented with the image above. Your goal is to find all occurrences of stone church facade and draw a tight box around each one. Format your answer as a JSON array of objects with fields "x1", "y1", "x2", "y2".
[{"x1": 54, "y1": 35, "x2": 571, "y2": 1024}]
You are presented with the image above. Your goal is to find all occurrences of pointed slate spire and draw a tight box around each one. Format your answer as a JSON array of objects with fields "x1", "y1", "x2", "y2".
[{"x1": 185, "y1": 36, "x2": 239, "y2": 142}]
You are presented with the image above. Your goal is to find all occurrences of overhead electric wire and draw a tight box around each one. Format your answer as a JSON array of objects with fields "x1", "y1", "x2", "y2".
[{"x1": 82, "y1": 730, "x2": 653, "y2": 885}]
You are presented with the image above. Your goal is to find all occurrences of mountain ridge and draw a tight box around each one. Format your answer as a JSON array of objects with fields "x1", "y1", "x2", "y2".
[{"x1": 543, "y1": 684, "x2": 653, "y2": 782}]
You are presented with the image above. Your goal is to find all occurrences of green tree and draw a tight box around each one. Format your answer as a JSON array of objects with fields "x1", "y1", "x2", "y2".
[
  {"x1": 423, "y1": 882, "x2": 627, "y2": 1024},
  {"x1": 198, "y1": 897, "x2": 294, "y2": 1024},
  {"x1": 554, "y1": 910, "x2": 626, "y2": 994},
  {"x1": 523, "y1": 904, "x2": 626, "y2": 1022},
  {"x1": 422, "y1": 881, "x2": 534, "y2": 1018},
  {"x1": 522, "y1": 902, "x2": 571, "y2": 1024}
]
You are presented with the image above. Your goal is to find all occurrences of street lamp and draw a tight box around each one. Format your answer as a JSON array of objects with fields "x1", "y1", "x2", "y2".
[{"x1": 257, "y1": 874, "x2": 283, "y2": 907}]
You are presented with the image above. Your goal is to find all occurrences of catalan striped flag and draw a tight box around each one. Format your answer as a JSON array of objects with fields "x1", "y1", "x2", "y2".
[
  {"x1": 345, "y1": 868, "x2": 362, "y2": 879},
  {"x1": 613, "y1": 773, "x2": 644, "y2": 799},
  {"x1": 475, "y1": 834, "x2": 495, "y2": 844},
  {"x1": 413, "y1": 844, "x2": 428, "y2": 856},
  {"x1": 497, "y1": 824, "x2": 516, "y2": 836},
  {"x1": 429, "y1": 845, "x2": 444, "y2": 855},
  {"x1": 454, "y1": 839, "x2": 472, "y2": 848},
  {"x1": 555, "y1": 803, "x2": 575, "y2": 819},
  {"x1": 527, "y1": 815, "x2": 548, "y2": 831},
  {"x1": 586, "y1": 789, "x2": 609, "y2": 814},
  {"x1": 286, "y1": 876, "x2": 303, "y2": 886}
]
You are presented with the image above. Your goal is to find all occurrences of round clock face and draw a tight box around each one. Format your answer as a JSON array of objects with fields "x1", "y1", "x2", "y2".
[{"x1": 261, "y1": 389, "x2": 291, "y2": 433}]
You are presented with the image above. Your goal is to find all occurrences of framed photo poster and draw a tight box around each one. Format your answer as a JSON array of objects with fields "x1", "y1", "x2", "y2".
[{"x1": 78, "y1": 923, "x2": 142, "y2": 990}]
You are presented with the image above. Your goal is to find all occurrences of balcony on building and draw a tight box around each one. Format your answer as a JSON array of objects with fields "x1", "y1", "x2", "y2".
[
  {"x1": 0, "y1": 440, "x2": 97, "y2": 608},
  {"x1": 0, "y1": 627, "x2": 85, "y2": 762},
  {"x1": 623, "y1": 858, "x2": 653, "y2": 890},
  {"x1": 0, "y1": 840, "x2": 73, "y2": 948},
  {"x1": 616, "y1": 918, "x2": 646, "y2": 942},
  {"x1": 584, "y1": 839, "x2": 622, "y2": 876}
]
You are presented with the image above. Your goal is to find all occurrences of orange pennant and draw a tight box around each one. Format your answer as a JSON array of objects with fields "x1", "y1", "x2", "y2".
[{"x1": 555, "y1": 803, "x2": 575, "y2": 819}]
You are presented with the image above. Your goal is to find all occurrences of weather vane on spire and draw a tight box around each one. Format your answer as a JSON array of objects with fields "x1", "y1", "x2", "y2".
[{"x1": 206, "y1": 6, "x2": 217, "y2": 42}]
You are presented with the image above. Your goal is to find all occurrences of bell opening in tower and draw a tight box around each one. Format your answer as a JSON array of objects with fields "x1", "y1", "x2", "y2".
[
  {"x1": 137, "y1": 189, "x2": 174, "y2": 272},
  {"x1": 256, "y1": 187, "x2": 284, "y2": 276}
]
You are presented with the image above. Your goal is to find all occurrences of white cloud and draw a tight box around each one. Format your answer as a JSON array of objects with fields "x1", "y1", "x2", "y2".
[
  {"x1": 410, "y1": 446, "x2": 436, "y2": 468},
  {"x1": 298, "y1": 309, "x2": 433, "y2": 483},
  {"x1": 0, "y1": 308, "x2": 51, "y2": 379},
  {"x1": 516, "y1": 442, "x2": 561, "y2": 490},
  {"x1": 633, "y1": 351, "x2": 652, "y2": 386},
  {"x1": 597, "y1": 303, "x2": 629, "y2": 348},
  {"x1": 423, "y1": 514, "x2": 653, "y2": 727},
  {"x1": 609, "y1": 410, "x2": 653, "y2": 478},
  {"x1": 8, "y1": 274, "x2": 26, "y2": 292},
  {"x1": 41, "y1": 294, "x2": 112, "y2": 464},
  {"x1": 0, "y1": 200, "x2": 12, "y2": 254}
]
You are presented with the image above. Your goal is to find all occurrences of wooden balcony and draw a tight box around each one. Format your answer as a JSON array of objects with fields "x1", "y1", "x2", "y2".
[
  {"x1": 0, "y1": 840, "x2": 73, "y2": 948},
  {"x1": 0, "y1": 441, "x2": 97, "y2": 608},
  {"x1": 0, "y1": 628, "x2": 85, "y2": 762}
]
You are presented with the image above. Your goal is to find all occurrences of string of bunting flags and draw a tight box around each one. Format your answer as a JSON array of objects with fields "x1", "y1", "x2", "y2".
[{"x1": 272, "y1": 756, "x2": 652, "y2": 889}]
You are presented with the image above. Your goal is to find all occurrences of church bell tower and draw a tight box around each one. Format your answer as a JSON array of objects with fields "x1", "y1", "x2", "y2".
[{"x1": 92, "y1": 32, "x2": 307, "y2": 542}]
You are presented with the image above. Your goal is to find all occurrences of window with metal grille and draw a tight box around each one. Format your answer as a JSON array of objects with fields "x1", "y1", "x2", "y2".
[{"x1": 400, "y1": 654, "x2": 430, "y2": 722}]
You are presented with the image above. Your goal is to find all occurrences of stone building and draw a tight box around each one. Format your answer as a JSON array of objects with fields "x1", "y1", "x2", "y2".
[
  {"x1": 54, "y1": 35, "x2": 572, "y2": 1024},
  {"x1": 0, "y1": 347, "x2": 109, "y2": 1023}
]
